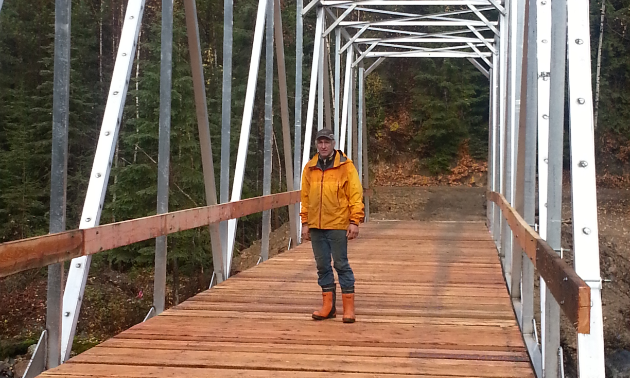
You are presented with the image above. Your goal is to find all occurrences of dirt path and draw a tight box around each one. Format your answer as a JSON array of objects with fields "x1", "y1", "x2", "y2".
[{"x1": 370, "y1": 186, "x2": 487, "y2": 221}]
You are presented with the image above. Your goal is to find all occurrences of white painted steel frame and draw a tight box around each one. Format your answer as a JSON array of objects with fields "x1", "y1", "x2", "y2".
[
  {"x1": 227, "y1": 0, "x2": 271, "y2": 276},
  {"x1": 294, "y1": 0, "x2": 303, "y2": 243},
  {"x1": 340, "y1": 48, "x2": 352, "y2": 152},
  {"x1": 301, "y1": 7, "x2": 324, "y2": 173},
  {"x1": 566, "y1": 0, "x2": 605, "y2": 375},
  {"x1": 334, "y1": 29, "x2": 341, "y2": 143},
  {"x1": 60, "y1": 0, "x2": 145, "y2": 362},
  {"x1": 509, "y1": 0, "x2": 526, "y2": 303},
  {"x1": 321, "y1": 0, "x2": 497, "y2": 5},
  {"x1": 535, "y1": 0, "x2": 551, "y2": 369},
  {"x1": 261, "y1": 0, "x2": 274, "y2": 262}
]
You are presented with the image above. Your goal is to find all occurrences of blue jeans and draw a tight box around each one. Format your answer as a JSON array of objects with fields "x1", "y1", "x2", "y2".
[{"x1": 310, "y1": 229, "x2": 355, "y2": 291}]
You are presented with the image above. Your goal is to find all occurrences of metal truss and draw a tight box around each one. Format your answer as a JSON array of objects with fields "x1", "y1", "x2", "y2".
[{"x1": 7, "y1": 0, "x2": 605, "y2": 375}]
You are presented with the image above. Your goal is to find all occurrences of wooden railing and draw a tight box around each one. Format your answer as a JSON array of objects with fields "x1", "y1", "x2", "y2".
[
  {"x1": 0, "y1": 191, "x2": 301, "y2": 278},
  {"x1": 487, "y1": 191, "x2": 591, "y2": 334},
  {"x1": 0, "y1": 188, "x2": 375, "y2": 279}
]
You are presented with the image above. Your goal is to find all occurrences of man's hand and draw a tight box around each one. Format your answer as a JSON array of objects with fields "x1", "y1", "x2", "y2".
[
  {"x1": 347, "y1": 224, "x2": 359, "y2": 240},
  {"x1": 301, "y1": 224, "x2": 310, "y2": 241}
]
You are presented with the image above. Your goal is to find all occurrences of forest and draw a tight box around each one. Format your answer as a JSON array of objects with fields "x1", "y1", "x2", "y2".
[{"x1": 1, "y1": 0, "x2": 630, "y2": 355}]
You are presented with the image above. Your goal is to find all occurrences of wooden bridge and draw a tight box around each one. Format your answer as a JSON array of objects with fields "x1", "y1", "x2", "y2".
[{"x1": 39, "y1": 221, "x2": 534, "y2": 377}]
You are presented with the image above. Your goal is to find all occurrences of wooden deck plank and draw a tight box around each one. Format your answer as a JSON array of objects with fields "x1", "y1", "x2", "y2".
[{"x1": 41, "y1": 221, "x2": 534, "y2": 377}]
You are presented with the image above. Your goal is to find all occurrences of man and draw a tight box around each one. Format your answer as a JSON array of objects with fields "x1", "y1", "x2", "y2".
[{"x1": 300, "y1": 128, "x2": 365, "y2": 323}]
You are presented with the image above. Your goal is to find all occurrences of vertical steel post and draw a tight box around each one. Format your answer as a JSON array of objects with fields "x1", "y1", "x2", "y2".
[
  {"x1": 183, "y1": 0, "x2": 224, "y2": 283},
  {"x1": 47, "y1": 0, "x2": 71, "y2": 369},
  {"x1": 61, "y1": 0, "x2": 145, "y2": 362},
  {"x1": 500, "y1": 0, "x2": 516, "y2": 282},
  {"x1": 544, "y1": 0, "x2": 567, "y2": 374},
  {"x1": 514, "y1": 3, "x2": 540, "y2": 374},
  {"x1": 357, "y1": 62, "x2": 364, "y2": 180},
  {"x1": 361, "y1": 61, "x2": 369, "y2": 222},
  {"x1": 274, "y1": 0, "x2": 298, "y2": 248},
  {"x1": 294, "y1": 0, "x2": 303, "y2": 243},
  {"x1": 323, "y1": 38, "x2": 333, "y2": 131},
  {"x1": 220, "y1": 0, "x2": 234, "y2": 270},
  {"x1": 300, "y1": 7, "x2": 324, "y2": 173},
  {"x1": 536, "y1": 0, "x2": 552, "y2": 360},
  {"x1": 510, "y1": 0, "x2": 526, "y2": 299},
  {"x1": 361, "y1": 81, "x2": 369, "y2": 222},
  {"x1": 487, "y1": 63, "x2": 494, "y2": 230},
  {"x1": 334, "y1": 29, "x2": 341, "y2": 143},
  {"x1": 492, "y1": 35, "x2": 501, "y2": 244},
  {"x1": 226, "y1": 0, "x2": 270, "y2": 275},
  {"x1": 566, "y1": 0, "x2": 606, "y2": 375},
  {"x1": 340, "y1": 48, "x2": 353, "y2": 152},
  {"x1": 318, "y1": 26, "x2": 324, "y2": 131},
  {"x1": 488, "y1": 52, "x2": 498, "y2": 229},
  {"x1": 496, "y1": 10, "x2": 508, "y2": 251},
  {"x1": 520, "y1": 0, "x2": 537, "y2": 351},
  {"x1": 154, "y1": 0, "x2": 174, "y2": 315},
  {"x1": 351, "y1": 67, "x2": 358, "y2": 162},
  {"x1": 261, "y1": 0, "x2": 274, "y2": 262}
]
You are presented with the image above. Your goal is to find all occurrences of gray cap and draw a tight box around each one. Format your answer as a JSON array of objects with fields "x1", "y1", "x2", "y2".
[{"x1": 315, "y1": 128, "x2": 335, "y2": 140}]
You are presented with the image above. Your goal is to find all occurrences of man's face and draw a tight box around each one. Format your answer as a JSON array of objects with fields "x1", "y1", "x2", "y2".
[{"x1": 316, "y1": 138, "x2": 335, "y2": 158}]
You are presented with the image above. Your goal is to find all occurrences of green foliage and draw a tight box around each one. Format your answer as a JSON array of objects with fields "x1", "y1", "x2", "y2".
[{"x1": 2, "y1": 0, "x2": 630, "y2": 278}]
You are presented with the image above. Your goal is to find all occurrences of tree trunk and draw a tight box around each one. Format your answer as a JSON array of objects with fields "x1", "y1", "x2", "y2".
[{"x1": 594, "y1": 1, "x2": 605, "y2": 129}]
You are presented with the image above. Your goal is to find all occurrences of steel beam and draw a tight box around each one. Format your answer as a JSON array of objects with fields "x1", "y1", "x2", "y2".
[
  {"x1": 468, "y1": 58, "x2": 489, "y2": 78},
  {"x1": 352, "y1": 42, "x2": 377, "y2": 67},
  {"x1": 536, "y1": 0, "x2": 552, "y2": 358},
  {"x1": 566, "y1": 0, "x2": 606, "y2": 375},
  {"x1": 300, "y1": 7, "x2": 324, "y2": 174},
  {"x1": 340, "y1": 48, "x2": 353, "y2": 152},
  {"x1": 365, "y1": 51, "x2": 492, "y2": 58},
  {"x1": 183, "y1": 0, "x2": 224, "y2": 284},
  {"x1": 358, "y1": 62, "x2": 364, "y2": 180},
  {"x1": 509, "y1": 0, "x2": 526, "y2": 304},
  {"x1": 321, "y1": 0, "x2": 497, "y2": 5},
  {"x1": 323, "y1": 5, "x2": 356, "y2": 36},
  {"x1": 60, "y1": 0, "x2": 145, "y2": 362},
  {"x1": 294, "y1": 0, "x2": 303, "y2": 242},
  {"x1": 274, "y1": 0, "x2": 298, "y2": 249},
  {"x1": 520, "y1": 0, "x2": 537, "y2": 348},
  {"x1": 261, "y1": 0, "x2": 273, "y2": 262},
  {"x1": 154, "y1": 0, "x2": 174, "y2": 316},
  {"x1": 355, "y1": 36, "x2": 494, "y2": 44},
  {"x1": 219, "y1": 0, "x2": 234, "y2": 272},
  {"x1": 364, "y1": 57, "x2": 384, "y2": 76},
  {"x1": 318, "y1": 29, "x2": 324, "y2": 131},
  {"x1": 334, "y1": 29, "x2": 341, "y2": 142},
  {"x1": 226, "y1": 0, "x2": 270, "y2": 276},
  {"x1": 340, "y1": 20, "x2": 495, "y2": 27},
  {"x1": 340, "y1": 25, "x2": 369, "y2": 54},
  {"x1": 323, "y1": 37, "x2": 333, "y2": 130},
  {"x1": 544, "y1": 0, "x2": 567, "y2": 374},
  {"x1": 468, "y1": 4, "x2": 500, "y2": 35},
  {"x1": 46, "y1": 0, "x2": 71, "y2": 369}
]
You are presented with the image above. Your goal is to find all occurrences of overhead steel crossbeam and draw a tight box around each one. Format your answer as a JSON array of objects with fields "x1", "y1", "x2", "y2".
[{"x1": 320, "y1": 0, "x2": 498, "y2": 75}]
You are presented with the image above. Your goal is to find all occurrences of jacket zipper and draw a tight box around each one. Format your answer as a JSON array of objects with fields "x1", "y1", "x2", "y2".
[{"x1": 319, "y1": 169, "x2": 324, "y2": 228}]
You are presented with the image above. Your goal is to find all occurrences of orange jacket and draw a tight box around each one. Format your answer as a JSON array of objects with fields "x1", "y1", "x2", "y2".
[{"x1": 300, "y1": 150, "x2": 365, "y2": 230}]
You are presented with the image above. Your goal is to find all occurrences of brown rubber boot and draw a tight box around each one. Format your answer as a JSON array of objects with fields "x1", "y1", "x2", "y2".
[
  {"x1": 342, "y1": 293, "x2": 355, "y2": 323},
  {"x1": 312, "y1": 285, "x2": 336, "y2": 320}
]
